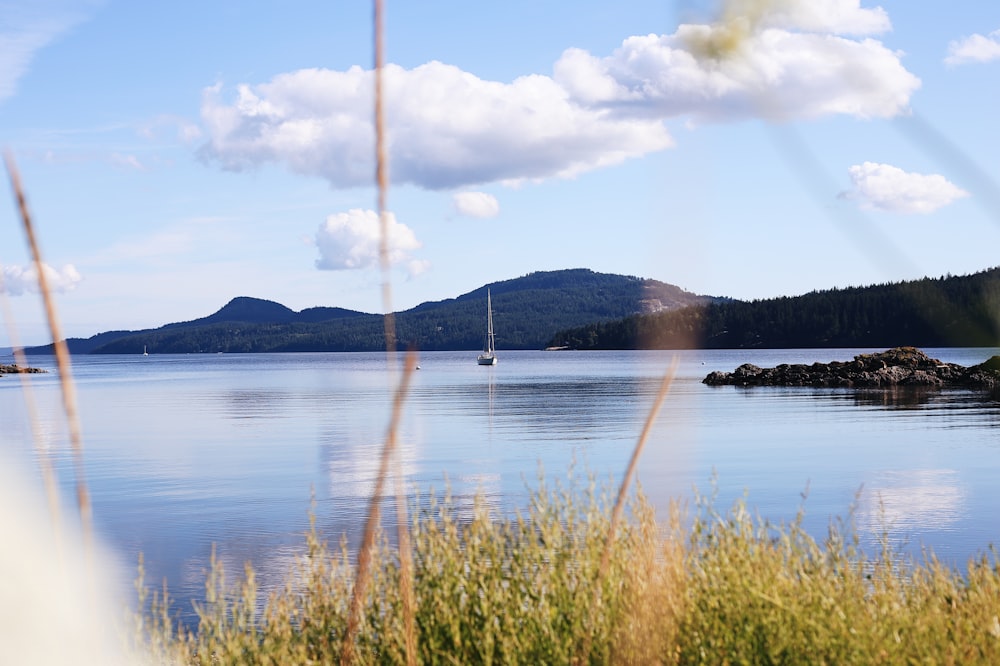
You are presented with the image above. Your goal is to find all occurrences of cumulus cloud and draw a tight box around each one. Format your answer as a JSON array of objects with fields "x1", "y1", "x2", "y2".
[
  {"x1": 200, "y1": 63, "x2": 673, "y2": 190},
  {"x1": 556, "y1": 5, "x2": 916, "y2": 122},
  {"x1": 841, "y1": 162, "x2": 969, "y2": 214},
  {"x1": 199, "y1": 0, "x2": 919, "y2": 189},
  {"x1": 314, "y1": 208, "x2": 424, "y2": 275},
  {"x1": 0, "y1": 1, "x2": 94, "y2": 103},
  {"x1": 730, "y1": 0, "x2": 891, "y2": 36},
  {"x1": 1, "y1": 262, "x2": 83, "y2": 295},
  {"x1": 945, "y1": 29, "x2": 1000, "y2": 65},
  {"x1": 453, "y1": 192, "x2": 499, "y2": 218}
]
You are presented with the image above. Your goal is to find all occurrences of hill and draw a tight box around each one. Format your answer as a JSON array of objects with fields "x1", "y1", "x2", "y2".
[
  {"x1": 158, "y1": 297, "x2": 367, "y2": 329},
  {"x1": 23, "y1": 269, "x2": 712, "y2": 354},
  {"x1": 548, "y1": 267, "x2": 1000, "y2": 350}
]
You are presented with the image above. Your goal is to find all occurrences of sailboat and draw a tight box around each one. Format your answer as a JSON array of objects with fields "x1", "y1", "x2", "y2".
[
  {"x1": 477, "y1": 289, "x2": 497, "y2": 366},
  {"x1": 143, "y1": 345, "x2": 149, "y2": 356}
]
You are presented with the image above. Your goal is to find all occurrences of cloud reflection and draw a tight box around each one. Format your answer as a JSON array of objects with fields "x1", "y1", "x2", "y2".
[
  {"x1": 322, "y1": 431, "x2": 419, "y2": 501},
  {"x1": 857, "y1": 468, "x2": 966, "y2": 538}
]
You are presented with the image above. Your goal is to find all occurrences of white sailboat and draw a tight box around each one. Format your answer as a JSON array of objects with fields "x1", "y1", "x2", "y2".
[
  {"x1": 477, "y1": 289, "x2": 497, "y2": 366},
  {"x1": 143, "y1": 345, "x2": 149, "y2": 356}
]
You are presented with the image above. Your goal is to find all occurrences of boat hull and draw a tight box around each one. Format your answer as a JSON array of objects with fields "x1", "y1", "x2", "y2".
[{"x1": 477, "y1": 354, "x2": 497, "y2": 366}]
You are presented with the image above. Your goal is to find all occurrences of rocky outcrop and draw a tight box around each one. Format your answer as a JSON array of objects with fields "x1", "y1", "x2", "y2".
[
  {"x1": 703, "y1": 347, "x2": 1000, "y2": 390},
  {"x1": 0, "y1": 364, "x2": 46, "y2": 375}
]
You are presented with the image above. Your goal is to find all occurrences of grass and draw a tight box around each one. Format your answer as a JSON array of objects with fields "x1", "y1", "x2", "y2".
[{"x1": 130, "y1": 481, "x2": 1000, "y2": 665}]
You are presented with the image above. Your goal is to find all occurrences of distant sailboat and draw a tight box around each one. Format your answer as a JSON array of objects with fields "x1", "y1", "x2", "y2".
[
  {"x1": 143, "y1": 345, "x2": 148, "y2": 356},
  {"x1": 477, "y1": 289, "x2": 497, "y2": 366}
]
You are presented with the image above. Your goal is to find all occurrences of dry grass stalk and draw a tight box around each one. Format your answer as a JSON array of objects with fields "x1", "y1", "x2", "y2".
[
  {"x1": 0, "y1": 286, "x2": 63, "y2": 532},
  {"x1": 602, "y1": 358, "x2": 678, "y2": 574},
  {"x1": 4, "y1": 151, "x2": 92, "y2": 544},
  {"x1": 392, "y1": 427, "x2": 417, "y2": 666},
  {"x1": 341, "y1": 347, "x2": 418, "y2": 665},
  {"x1": 577, "y1": 357, "x2": 678, "y2": 664},
  {"x1": 370, "y1": 1, "x2": 416, "y2": 663},
  {"x1": 373, "y1": 0, "x2": 395, "y2": 358}
]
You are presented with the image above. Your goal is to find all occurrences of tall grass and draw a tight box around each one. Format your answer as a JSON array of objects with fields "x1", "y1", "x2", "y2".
[
  {"x1": 131, "y1": 481, "x2": 1000, "y2": 665},
  {"x1": 676, "y1": 497, "x2": 1000, "y2": 664}
]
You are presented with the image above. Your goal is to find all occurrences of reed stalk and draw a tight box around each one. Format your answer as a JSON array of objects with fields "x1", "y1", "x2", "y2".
[
  {"x1": 391, "y1": 432, "x2": 417, "y2": 666},
  {"x1": 602, "y1": 358, "x2": 678, "y2": 575},
  {"x1": 341, "y1": 348, "x2": 418, "y2": 665},
  {"x1": 4, "y1": 152, "x2": 92, "y2": 546},
  {"x1": 369, "y1": 1, "x2": 417, "y2": 662},
  {"x1": 374, "y1": 0, "x2": 395, "y2": 359},
  {"x1": 0, "y1": 279, "x2": 63, "y2": 533},
  {"x1": 576, "y1": 358, "x2": 678, "y2": 664}
]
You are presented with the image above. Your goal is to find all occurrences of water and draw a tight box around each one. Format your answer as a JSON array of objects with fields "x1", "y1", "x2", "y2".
[{"x1": 3, "y1": 348, "x2": 1000, "y2": 620}]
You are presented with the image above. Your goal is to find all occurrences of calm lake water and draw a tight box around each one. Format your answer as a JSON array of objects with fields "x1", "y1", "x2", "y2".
[{"x1": 4, "y1": 348, "x2": 1000, "y2": 620}]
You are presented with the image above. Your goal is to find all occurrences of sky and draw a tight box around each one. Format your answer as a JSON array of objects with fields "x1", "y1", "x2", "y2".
[{"x1": 1, "y1": 0, "x2": 999, "y2": 346}]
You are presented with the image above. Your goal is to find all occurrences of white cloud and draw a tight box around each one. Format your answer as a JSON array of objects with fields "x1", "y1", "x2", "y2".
[
  {"x1": 841, "y1": 162, "x2": 969, "y2": 214},
  {"x1": 199, "y1": 1, "x2": 918, "y2": 188},
  {"x1": 556, "y1": 23, "x2": 918, "y2": 122},
  {"x1": 0, "y1": 1, "x2": 96, "y2": 104},
  {"x1": 1, "y1": 262, "x2": 83, "y2": 295},
  {"x1": 945, "y1": 29, "x2": 1000, "y2": 65},
  {"x1": 139, "y1": 114, "x2": 203, "y2": 143},
  {"x1": 453, "y1": 192, "x2": 499, "y2": 218},
  {"x1": 745, "y1": 0, "x2": 891, "y2": 36},
  {"x1": 110, "y1": 153, "x2": 145, "y2": 171},
  {"x1": 406, "y1": 259, "x2": 431, "y2": 277},
  {"x1": 200, "y1": 63, "x2": 673, "y2": 190},
  {"x1": 314, "y1": 208, "x2": 424, "y2": 275},
  {"x1": 555, "y1": 0, "x2": 912, "y2": 122}
]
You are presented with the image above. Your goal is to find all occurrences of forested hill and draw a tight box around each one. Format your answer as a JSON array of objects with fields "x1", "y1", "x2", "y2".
[
  {"x1": 547, "y1": 268, "x2": 1000, "y2": 350},
  {"x1": 24, "y1": 269, "x2": 712, "y2": 354}
]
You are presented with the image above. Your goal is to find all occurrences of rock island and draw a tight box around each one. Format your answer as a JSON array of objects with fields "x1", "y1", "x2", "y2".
[
  {"x1": 0, "y1": 364, "x2": 47, "y2": 375},
  {"x1": 703, "y1": 347, "x2": 1000, "y2": 390}
]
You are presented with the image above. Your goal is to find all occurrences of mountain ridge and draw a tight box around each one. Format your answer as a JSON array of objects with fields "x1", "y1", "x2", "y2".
[
  {"x1": 28, "y1": 266, "x2": 1000, "y2": 355},
  {"x1": 23, "y1": 268, "x2": 713, "y2": 354}
]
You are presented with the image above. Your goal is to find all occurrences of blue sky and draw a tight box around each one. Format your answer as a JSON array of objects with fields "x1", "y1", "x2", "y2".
[{"x1": 1, "y1": 0, "x2": 999, "y2": 346}]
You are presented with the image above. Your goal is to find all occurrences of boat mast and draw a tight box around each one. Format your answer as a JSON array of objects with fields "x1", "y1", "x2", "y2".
[{"x1": 485, "y1": 289, "x2": 495, "y2": 353}]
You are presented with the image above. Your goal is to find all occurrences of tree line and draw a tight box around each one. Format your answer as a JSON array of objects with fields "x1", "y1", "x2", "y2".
[{"x1": 547, "y1": 268, "x2": 1000, "y2": 349}]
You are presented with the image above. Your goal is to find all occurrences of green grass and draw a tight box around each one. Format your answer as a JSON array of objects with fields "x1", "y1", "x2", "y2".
[{"x1": 132, "y1": 479, "x2": 1000, "y2": 665}]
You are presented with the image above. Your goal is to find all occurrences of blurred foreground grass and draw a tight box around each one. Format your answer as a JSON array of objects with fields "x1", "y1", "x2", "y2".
[{"x1": 132, "y1": 480, "x2": 1000, "y2": 665}]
